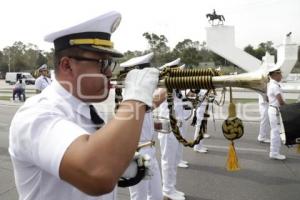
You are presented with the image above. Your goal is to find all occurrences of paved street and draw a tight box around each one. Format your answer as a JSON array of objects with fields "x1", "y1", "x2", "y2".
[{"x1": 1, "y1": 99, "x2": 300, "y2": 200}]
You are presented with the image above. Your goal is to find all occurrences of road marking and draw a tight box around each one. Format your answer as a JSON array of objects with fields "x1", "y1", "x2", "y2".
[{"x1": 205, "y1": 144, "x2": 268, "y2": 153}]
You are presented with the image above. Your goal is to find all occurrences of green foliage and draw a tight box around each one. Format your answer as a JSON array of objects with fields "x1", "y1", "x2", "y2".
[
  {"x1": 244, "y1": 41, "x2": 277, "y2": 61},
  {"x1": 142, "y1": 32, "x2": 170, "y2": 54},
  {"x1": 1, "y1": 35, "x2": 298, "y2": 77},
  {"x1": 0, "y1": 41, "x2": 49, "y2": 76}
]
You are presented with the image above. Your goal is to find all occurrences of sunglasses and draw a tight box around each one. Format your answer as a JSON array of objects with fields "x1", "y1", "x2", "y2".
[{"x1": 69, "y1": 56, "x2": 117, "y2": 73}]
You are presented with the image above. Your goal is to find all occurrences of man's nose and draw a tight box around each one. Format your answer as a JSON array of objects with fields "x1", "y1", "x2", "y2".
[{"x1": 104, "y1": 69, "x2": 112, "y2": 78}]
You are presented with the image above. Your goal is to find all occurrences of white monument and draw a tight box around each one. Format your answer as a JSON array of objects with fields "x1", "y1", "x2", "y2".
[
  {"x1": 206, "y1": 25, "x2": 298, "y2": 78},
  {"x1": 206, "y1": 25, "x2": 262, "y2": 72},
  {"x1": 276, "y1": 34, "x2": 298, "y2": 79}
]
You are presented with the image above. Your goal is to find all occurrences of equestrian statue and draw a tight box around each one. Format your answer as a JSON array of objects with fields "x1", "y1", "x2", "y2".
[{"x1": 206, "y1": 9, "x2": 225, "y2": 25}]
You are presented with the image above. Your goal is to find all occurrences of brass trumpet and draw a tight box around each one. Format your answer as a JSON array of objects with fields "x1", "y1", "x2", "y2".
[
  {"x1": 112, "y1": 68, "x2": 268, "y2": 148},
  {"x1": 112, "y1": 68, "x2": 268, "y2": 93}
]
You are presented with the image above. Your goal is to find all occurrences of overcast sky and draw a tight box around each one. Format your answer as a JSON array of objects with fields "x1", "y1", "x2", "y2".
[{"x1": 0, "y1": 0, "x2": 299, "y2": 53}]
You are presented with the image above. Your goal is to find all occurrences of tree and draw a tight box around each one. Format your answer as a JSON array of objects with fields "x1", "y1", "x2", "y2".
[
  {"x1": 142, "y1": 32, "x2": 170, "y2": 54},
  {"x1": 173, "y1": 39, "x2": 201, "y2": 66},
  {"x1": 121, "y1": 50, "x2": 144, "y2": 62},
  {"x1": 44, "y1": 49, "x2": 54, "y2": 69},
  {"x1": 24, "y1": 43, "x2": 42, "y2": 70},
  {"x1": 244, "y1": 41, "x2": 277, "y2": 61},
  {"x1": 244, "y1": 45, "x2": 256, "y2": 57},
  {"x1": 35, "y1": 52, "x2": 48, "y2": 68},
  {"x1": 142, "y1": 32, "x2": 172, "y2": 66},
  {"x1": 0, "y1": 51, "x2": 9, "y2": 76}
]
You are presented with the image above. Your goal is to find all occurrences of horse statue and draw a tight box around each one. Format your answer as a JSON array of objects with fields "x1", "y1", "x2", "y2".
[{"x1": 206, "y1": 9, "x2": 225, "y2": 25}]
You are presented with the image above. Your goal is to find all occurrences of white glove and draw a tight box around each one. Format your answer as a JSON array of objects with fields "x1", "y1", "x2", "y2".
[
  {"x1": 121, "y1": 152, "x2": 151, "y2": 179},
  {"x1": 123, "y1": 68, "x2": 159, "y2": 107}
]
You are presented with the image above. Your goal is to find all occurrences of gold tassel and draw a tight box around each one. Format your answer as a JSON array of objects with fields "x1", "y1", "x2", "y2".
[
  {"x1": 297, "y1": 144, "x2": 300, "y2": 154},
  {"x1": 228, "y1": 87, "x2": 236, "y2": 118},
  {"x1": 225, "y1": 87, "x2": 240, "y2": 171},
  {"x1": 226, "y1": 141, "x2": 240, "y2": 171},
  {"x1": 228, "y1": 102, "x2": 236, "y2": 118}
]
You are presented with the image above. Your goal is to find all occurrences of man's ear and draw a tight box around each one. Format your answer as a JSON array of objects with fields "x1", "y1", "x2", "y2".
[{"x1": 59, "y1": 57, "x2": 73, "y2": 73}]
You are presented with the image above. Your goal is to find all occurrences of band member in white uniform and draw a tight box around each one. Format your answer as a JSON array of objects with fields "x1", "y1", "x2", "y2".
[
  {"x1": 193, "y1": 89, "x2": 209, "y2": 153},
  {"x1": 35, "y1": 64, "x2": 52, "y2": 93},
  {"x1": 158, "y1": 58, "x2": 186, "y2": 200},
  {"x1": 175, "y1": 89, "x2": 191, "y2": 168},
  {"x1": 120, "y1": 53, "x2": 165, "y2": 200},
  {"x1": 177, "y1": 64, "x2": 190, "y2": 168},
  {"x1": 257, "y1": 93, "x2": 270, "y2": 143},
  {"x1": 267, "y1": 65, "x2": 286, "y2": 160}
]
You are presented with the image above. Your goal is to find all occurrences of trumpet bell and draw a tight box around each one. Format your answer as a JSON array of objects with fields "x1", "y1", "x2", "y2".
[{"x1": 212, "y1": 72, "x2": 267, "y2": 93}]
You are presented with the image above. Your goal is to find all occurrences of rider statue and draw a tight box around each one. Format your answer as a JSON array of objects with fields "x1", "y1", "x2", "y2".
[{"x1": 206, "y1": 9, "x2": 225, "y2": 26}]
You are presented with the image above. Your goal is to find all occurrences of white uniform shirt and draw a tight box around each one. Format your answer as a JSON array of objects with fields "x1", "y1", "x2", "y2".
[
  {"x1": 140, "y1": 112, "x2": 155, "y2": 142},
  {"x1": 35, "y1": 75, "x2": 51, "y2": 91},
  {"x1": 196, "y1": 89, "x2": 208, "y2": 116},
  {"x1": 258, "y1": 93, "x2": 268, "y2": 104},
  {"x1": 15, "y1": 80, "x2": 26, "y2": 90},
  {"x1": 9, "y1": 80, "x2": 115, "y2": 200},
  {"x1": 181, "y1": 90, "x2": 193, "y2": 120},
  {"x1": 267, "y1": 79, "x2": 284, "y2": 107}
]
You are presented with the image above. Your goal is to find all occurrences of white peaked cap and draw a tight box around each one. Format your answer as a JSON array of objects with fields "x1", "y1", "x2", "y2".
[
  {"x1": 38, "y1": 64, "x2": 48, "y2": 71},
  {"x1": 159, "y1": 58, "x2": 181, "y2": 70},
  {"x1": 267, "y1": 63, "x2": 281, "y2": 73},
  {"x1": 179, "y1": 64, "x2": 186, "y2": 70},
  {"x1": 44, "y1": 11, "x2": 123, "y2": 57},
  {"x1": 120, "y1": 52, "x2": 154, "y2": 68}
]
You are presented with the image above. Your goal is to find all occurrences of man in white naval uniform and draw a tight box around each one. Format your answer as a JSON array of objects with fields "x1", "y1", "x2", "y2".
[
  {"x1": 119, "y1": 52, "x2": 165, "y2": 200},
  {"x1": 193, "y1": 89, "x2": 209, "y2": 153},
  {"x1": 35, "y1": 64, "x2": 52, "y2": 93},
  {"x1": 267, "y1": 65, "x2": 286, "y2": 160},
  {"x1": 176, "y1": 64, "x2": 190, "y2": 168},
  {"x1": 158, "y1": 58, "x2": 186, "y2": 200},
  {"x1": 9, "y1": 11, "x2": 159, "y2": 200},
  {"x1": 257, "y1": 93, "x2": 271, "y2": 143},
  {"x1": 176, "y1": 88, "x2": 190, "y2": 168},
  {"x1": 257, "y1": 53, "x2": 274, "y2": 143}
]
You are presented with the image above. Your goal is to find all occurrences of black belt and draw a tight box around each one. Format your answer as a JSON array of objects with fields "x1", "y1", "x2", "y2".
[
  {"x1": 269, "y1": 105, "x2": 279, "y2": 109},
  {"x1": 269, "y1": 105, "x2": 280, "y2": 116}
]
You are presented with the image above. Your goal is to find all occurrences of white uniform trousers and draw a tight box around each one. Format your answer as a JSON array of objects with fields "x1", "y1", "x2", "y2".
[
  {"x1": 193, "y1": 102, "x2": 207, "y2": 150},
  {"x1": 268, "y1": 106, "x2": 282, "y2": 154},
  {"x1": 258, "y1": 102, "x2": 270, "y2": 140},
  {"x1": 177, "y1": 120, "x2": 188, "y2": 163},
  {"x1": 158, "y1": 127, "x2": 183, "y2": 194},
  {"x1": 129, "y1": 146, "x2": 163, "y2": 200}
]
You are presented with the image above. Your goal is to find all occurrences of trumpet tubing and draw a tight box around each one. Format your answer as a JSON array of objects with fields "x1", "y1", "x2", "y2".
[{"x1": 112, "y1": 70, "x2": 267, "y2": 93}]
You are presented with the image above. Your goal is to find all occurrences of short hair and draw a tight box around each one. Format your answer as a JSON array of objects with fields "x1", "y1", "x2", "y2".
[
  {"x1": 53, "y1": 47, "x2": 87, "y2": 74},
  {"x1": 269, "y1": 70, "x2": 281, "y2": 76}
]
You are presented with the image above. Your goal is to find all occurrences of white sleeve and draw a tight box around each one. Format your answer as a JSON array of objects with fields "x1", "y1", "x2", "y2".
[
  {"x1": 35, "y1": 78, "x2": 42, "y2": 90},
  {"x1": 273, "y1": 85, "x2": 281, "y2": 96},
  {"x1": 36, "y1": 118, "x2": 88, "y2": 178},
  {"x1": 10, "y1": 107, "x2": 89, "y2": 179}
]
